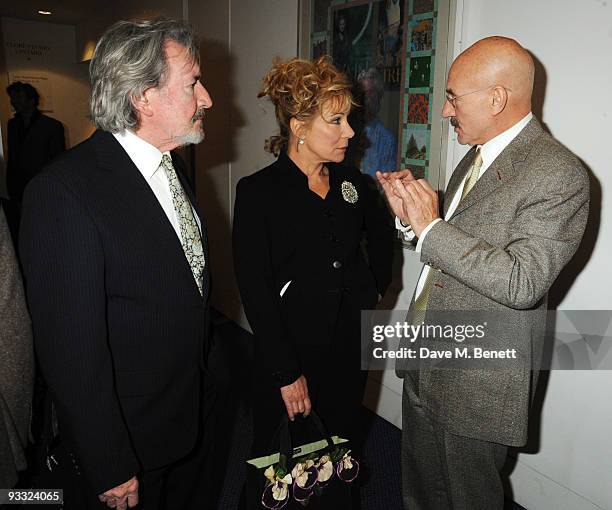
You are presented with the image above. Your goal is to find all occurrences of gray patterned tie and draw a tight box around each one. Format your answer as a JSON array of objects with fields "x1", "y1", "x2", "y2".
[
  {"x1": 160, "y1": 154, "x2": 204, "y2": 295},
  {"x1": 411, "y1": 148, "x2": 482, "y2": 324}
]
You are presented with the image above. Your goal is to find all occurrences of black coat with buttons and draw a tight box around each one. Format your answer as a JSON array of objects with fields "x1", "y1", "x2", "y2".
[{"x1": 233, "y1": 152, "x2": 393, "y2": 387}]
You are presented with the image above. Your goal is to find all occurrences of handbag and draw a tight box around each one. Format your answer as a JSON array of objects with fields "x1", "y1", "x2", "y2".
[{"x1": 246, "y1": 410, "x2": 359, "y2": 509}]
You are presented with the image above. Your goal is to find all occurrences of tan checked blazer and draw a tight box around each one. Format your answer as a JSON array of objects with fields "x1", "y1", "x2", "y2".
[{"x1": 399, "y1": 118, "x2": 590, "y2": 447}]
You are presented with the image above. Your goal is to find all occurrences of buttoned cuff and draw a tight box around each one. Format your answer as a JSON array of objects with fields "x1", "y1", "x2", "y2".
[{"x1": 415, "y1": 218, "x2": 443, "y2": 253}]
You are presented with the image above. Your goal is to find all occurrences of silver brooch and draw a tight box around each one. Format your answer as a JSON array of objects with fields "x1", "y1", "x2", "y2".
[{"x1": 341, "y1": 181, "x2": 358, "y2": 204}]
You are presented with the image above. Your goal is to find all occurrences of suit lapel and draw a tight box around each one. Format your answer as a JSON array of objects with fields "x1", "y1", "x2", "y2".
[
  {"x1": 448, "y1": 118, "x2": 544, "y2": 220},
  {"x1": 91, "y1": 131, "x2": 204, "y2": 300},
  {"x1": 450, "y1": 152, "x2": 507, "y2": 218},
  {"x1": 443, "y1": 146, "x2": 477, "y2": 216}
]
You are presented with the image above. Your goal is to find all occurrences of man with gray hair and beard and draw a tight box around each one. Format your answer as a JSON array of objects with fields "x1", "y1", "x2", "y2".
[{"x1": 20, "y1": 18, "x2": 215, "y2": 510}]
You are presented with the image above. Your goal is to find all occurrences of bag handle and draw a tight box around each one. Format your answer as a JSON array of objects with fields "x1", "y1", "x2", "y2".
[{"x1": 278, "y1": 410, "x2": 337, "y2": 466}]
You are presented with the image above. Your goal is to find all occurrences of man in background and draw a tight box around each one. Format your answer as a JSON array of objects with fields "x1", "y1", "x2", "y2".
[
  {"x1": 378, "y1": 37, "x2": 589, "y2": 509},
  {"x1": 354, "y1": 67, "x2": 397, "y2": 178},
  {"x1": 5, "y1": 82, "x2": 64, "y2": 241},
  {"x1": 20, "y1": 18, "x2": 215, "y2": 510}
]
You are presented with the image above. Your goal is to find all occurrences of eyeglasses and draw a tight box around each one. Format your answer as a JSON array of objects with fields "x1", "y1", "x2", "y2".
[{"x1": 445, "y1": 85, "x2": 496, "y2": 108}]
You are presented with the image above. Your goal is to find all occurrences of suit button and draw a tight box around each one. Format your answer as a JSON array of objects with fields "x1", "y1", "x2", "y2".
[{"x1": 332, "y1": 261, "x2": 342, "y2": 269}]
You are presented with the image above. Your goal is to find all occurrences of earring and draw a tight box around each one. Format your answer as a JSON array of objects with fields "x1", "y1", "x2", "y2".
[{"x1": 298, "y1": 138, "x2": 305, "y2": 145}]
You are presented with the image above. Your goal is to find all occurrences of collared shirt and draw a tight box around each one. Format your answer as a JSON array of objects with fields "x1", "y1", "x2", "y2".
[
  {"x1": 398, "y1": 112, "x2": 533, "y2": 299},
  {"x1": 112, "y1": 129, "x2": 202, "y2": 241}
]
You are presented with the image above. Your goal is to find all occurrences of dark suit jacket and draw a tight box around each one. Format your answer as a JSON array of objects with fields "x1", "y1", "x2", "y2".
[
  {"x1": 400, "y1": 118, "x2": 589, "y2": 446},
  {"x1": 0, "y1": 205, "x2": 33, "y2": 488},
  {"x1": 233, "y1": 152, "x2": 393, "y2": 387},
  {"x1": 7, "y1": 109, "x2": 65, "y2": 201},
  {"x1": 19, "y1": 130, "x2": 211, "y2": 494}
]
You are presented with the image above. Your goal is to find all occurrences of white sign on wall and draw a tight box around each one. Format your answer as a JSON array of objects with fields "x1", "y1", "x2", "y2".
[
  {"x1": 2, "y1": 17, "x2": 76, "y2": 67},
  {"x1": 2, "y1": 17, "x2": 77, "y2": 113}
]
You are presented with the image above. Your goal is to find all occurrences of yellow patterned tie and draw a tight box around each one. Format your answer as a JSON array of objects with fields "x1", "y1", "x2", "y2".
[
  {"x1": 411, "y1": 148, "x2": 482, "y2": 324},
  {"x1": 160, "y1": 154, "x2": 205, "y2": 295},
  {"x1": 461, "y1": 148, "x2": 483, "y2": 200}
]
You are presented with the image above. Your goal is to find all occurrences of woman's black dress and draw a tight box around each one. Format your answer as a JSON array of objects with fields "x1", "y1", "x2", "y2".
[{"x1": 233, "y1": 152, "x2": 393, "y2": 508}]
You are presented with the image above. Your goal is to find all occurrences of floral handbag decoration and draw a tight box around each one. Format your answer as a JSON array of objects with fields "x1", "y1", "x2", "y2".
[{"x1": 246, "y1": 410, "x2": 359, "y2": 508}]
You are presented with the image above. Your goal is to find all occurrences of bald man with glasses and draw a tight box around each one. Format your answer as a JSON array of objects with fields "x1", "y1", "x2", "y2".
[{"x1": 378, "y1": 37, "x2": 589, "y2": 509}]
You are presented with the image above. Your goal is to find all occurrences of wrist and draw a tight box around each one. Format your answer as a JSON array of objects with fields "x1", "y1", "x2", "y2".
[{"x1": 274, "y1": 370, "x2": 301, "y2": 389}]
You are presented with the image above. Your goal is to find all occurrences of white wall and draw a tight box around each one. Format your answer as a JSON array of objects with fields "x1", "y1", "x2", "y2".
[
  {"x1": 192, "y1": 0, "x2": 300, "y2": 327},
  {"x1": 369, "y1": 1, "x2": 612, "y2": 509},
  {"x1": 446, "y1": 3, "x2": 612, "y2": 509}
]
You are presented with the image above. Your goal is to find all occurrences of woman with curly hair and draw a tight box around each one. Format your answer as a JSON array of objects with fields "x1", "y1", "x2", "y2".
[{"x1": 233, "y1": 56, "x2": 393, "y2": 508}]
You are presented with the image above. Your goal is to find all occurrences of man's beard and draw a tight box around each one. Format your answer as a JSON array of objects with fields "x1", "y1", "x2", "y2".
[
  {"x1": 175, "y1": 108, "x2": 207, "y2": 146},
  {"x1": 450, "y1": 117, "x2": 459, "y2": 128}
]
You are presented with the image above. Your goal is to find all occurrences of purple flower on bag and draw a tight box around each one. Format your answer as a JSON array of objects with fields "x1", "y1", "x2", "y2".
[
  {"x1": 262, "y1": 465, "x2": 292, "y2": 509},
  {"x1": 316, "y1": 455, "x2": 335, "y2": 487},
  {"x1": 291, "y1": 460, "x2": 318, "y2": 503},
  {"x1": 260, "y1": 448, "x2": 359, "y2": 507},
  {"x1": 336, "y1": 452, "x2": 360, "y2": 483}
]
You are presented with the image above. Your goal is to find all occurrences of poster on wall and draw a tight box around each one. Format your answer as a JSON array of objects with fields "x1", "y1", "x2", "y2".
[
  {"x1": 330, "y1": 0, "x2": 404, "y2": 88},
  {"x1": 323, "y1": 0, "x2": 404, "y2": 178},
  {"x1": 410, "y1": 18, "x2": 433, "y2": 52},
  {"x1": 331, "y1": 2, "x2": 374, "y2": 80},
  {"x1": 311, "y1": 0, "x2": 443, "y2": 245},
  {"x1": 374, "y1": 0, "x2": 403, "y2": 89},
  {"x1": 398, "y1": 0, "x2": 439, "y2": 182}
]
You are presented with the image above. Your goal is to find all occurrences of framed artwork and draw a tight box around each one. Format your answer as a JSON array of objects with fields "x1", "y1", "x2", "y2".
[
  {"x1": 319, "y1": 1, "x2": 404, "y2": 178},
  {"x1": 410, "y1": 18, "x2": 433, "y2": 52},
  {"x1": 308, "y1": 0, "x2": 448, "y2": 245},
  {"x1": 407, "y1": 93, "x2": 429, "y2": 124},
  {"x1": 398, "y1": 0, "x2": 439, "y2": 183},
  {"x1": 413, "y1": 0, "x2": 435, "y2": 14}
]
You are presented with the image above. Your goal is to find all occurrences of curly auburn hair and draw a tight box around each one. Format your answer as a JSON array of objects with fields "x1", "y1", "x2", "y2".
[{"x1": 258, "y1": 56, "x2": 354, "y2": 156}]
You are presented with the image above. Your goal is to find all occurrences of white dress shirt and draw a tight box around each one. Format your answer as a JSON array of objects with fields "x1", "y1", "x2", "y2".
[
  {"x1": 113, "y1": 130, "x2": 202, "y2": 242},
  {"x1": 399, "y1": 112, "x2": 533, "y2": 299}
]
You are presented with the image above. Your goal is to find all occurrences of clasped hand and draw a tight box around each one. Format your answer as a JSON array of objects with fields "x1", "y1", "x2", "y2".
[{"x1": 376, "y1": 169, "x2": 440, "y2": 237}]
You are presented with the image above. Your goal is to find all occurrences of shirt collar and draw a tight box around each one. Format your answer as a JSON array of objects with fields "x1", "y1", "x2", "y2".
[
  {"x1": 478, "y1": 112, "x2": 533, "y2": 173},
  {"x1": 112, "y1": 129, "x2": 168, "y2": 181}
]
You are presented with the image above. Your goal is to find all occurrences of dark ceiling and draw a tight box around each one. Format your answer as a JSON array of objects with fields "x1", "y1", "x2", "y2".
[{"x1": 0, "y1": 0, "x2": 101, "y2": 26}]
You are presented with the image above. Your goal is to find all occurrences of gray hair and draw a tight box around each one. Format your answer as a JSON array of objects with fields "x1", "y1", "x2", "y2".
[
  {"x1": 89, "y1": 18, "x2": 199, "y2": 133},
  {"x1": 357, "y1": 67, "x2": 384, "y2": 99}
]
